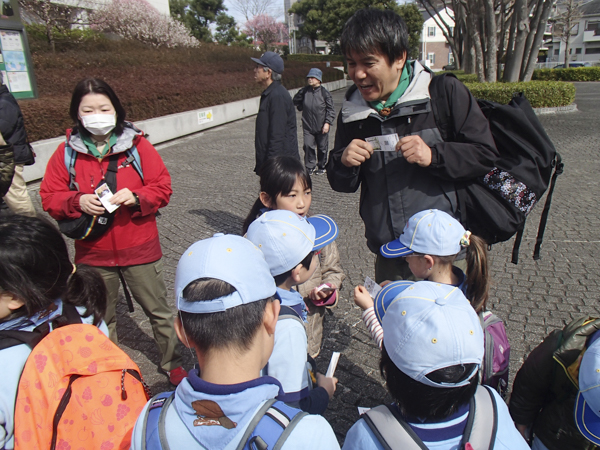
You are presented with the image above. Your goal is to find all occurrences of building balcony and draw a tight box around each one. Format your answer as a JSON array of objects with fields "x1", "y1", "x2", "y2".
[{"x1": 583, "y1": 30, "x2": 600, "y2": 42}]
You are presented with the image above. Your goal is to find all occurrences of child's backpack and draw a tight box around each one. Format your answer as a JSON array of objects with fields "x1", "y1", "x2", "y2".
[
  {"x1": 13, "y1": 323, "x2": 151, "y2": 450},
  {"x1": 429, "y1": 73, "x2": 564, "y2": 263},
  {"x1": 362, "y1": 385, "x2": 498, "y2": 450},
  {"x1": 143, "y1": 392, "x2": 308, "y2": 449},
  {"x1": 479, "y1": 311, "x2": 510, "y2": 398}
]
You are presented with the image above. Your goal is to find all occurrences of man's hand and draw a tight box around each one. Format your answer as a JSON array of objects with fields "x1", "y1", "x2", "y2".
[
  {"x1": 396, "y1": 135, "x2": 432, "y2": 167},
  {"x1": 80, "y1": 194, "x2": 105, "y2": 215},
  {"x1": 110, "y1": 188, "x2": 136, "y2": 206},
  {"x1": 341, "y1": 139, "x2": 373, "y2": 167},
  {"x1": 321, "y1": 123, "x2": 330, "y2": 134}
]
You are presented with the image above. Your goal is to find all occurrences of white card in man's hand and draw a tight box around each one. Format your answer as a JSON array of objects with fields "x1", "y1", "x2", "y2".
[
  {"x1": 366, "y1": 133, "x2": 399, "y2": 152},
  {"x1": 364, "y1": 276, "x2": 382, "y2": 299},
  {"x1": 325, "y1": 352, "x2": 340, "y2": 378}
]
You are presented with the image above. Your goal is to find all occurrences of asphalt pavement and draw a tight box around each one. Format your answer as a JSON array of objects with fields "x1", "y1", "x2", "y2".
[{"x1": 26, "y1": 81, "x2": 600, "y2": 442}]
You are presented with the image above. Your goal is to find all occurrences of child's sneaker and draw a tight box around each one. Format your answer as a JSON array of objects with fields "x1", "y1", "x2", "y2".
[{"x1": 167, "y1": 366, "x2": 188, "y2": 386}]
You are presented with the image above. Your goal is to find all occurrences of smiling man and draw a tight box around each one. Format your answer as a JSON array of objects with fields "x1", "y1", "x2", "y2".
[
  {"x1": 326, "y1": 8, "x2": 499, "y2": 282},
  {"x1": 251, "y1": 51, "x2": 299, "y2": 174}
]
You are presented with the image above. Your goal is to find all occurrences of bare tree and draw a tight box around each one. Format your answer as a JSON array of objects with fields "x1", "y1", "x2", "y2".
[
  {"x1": 553, "y1": 0, "x2": 585, "y2": 67},
  {"x1": 417, "y1": 0, "x2": 466, "y2": 69},
  {"x1": 229, "y1": 0, "x2": 278, "y2": 22},
  {"x1": 18, "y1": 0, "x2": 88, "y2": 52}
]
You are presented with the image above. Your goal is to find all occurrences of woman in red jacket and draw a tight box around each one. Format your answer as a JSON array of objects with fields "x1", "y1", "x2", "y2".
[{"x1": 40, "y1": 78, "x2": 186, "y2": 385}]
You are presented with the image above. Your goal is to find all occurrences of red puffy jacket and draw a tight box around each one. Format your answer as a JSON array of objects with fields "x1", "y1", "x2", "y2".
[{"x1": 40, "y1": 124, "x2": 172, "y2": 267}]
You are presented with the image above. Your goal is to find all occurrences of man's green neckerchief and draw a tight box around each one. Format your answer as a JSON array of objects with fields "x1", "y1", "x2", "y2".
[
  {"x1": 369, "y1": 62, "x2": 413, "y2": 116},
  {"x1": 81, "y1": 132, "x2": 117, "y2": 160}
]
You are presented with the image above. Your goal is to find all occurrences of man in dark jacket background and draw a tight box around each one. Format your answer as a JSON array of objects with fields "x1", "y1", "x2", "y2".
[
  {"x1": 293, "y1": 68, "x2": 335, "y2": 175},
  {"x1": 0, "y1": 81, "x2": 35, "y2": 216},
  {"x1": 252, "y1": 51, "x2": 299, "y2": 174}
]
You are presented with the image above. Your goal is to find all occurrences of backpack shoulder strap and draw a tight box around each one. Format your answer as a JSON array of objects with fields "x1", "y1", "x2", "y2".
[
  {"x1": 123, "y1": 146, "x2": 144, "y2": 182},
  {"x1": 362, "y1": 405, "x2": 427, "y2": 450},
  {"x1": 63, "y1": 141, "x2": 79, "y2": 191},
  {"x1": 428, "y1": 73, "x2": 457, "y2": 142},
  {"x1": 142, "y1": 391, "x2": 175, "y2": 450},
  {"x1": 459, "y1": 385, "x2": 498, "y2": 450},
  {"x1": 278, "y1": 305, "x2": 305, "y2": 328},
  {"x1": 236, "y1": 399, "x2": 308, "y2": 450}
]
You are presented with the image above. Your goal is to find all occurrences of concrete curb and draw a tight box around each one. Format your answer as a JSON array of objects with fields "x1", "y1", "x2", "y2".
[
  {"x1": 23, "y1": 78, "x2": 348, "y2": 183},
  {"x1": 534, "y1": 103, "x2": 579, "y2": 115}
]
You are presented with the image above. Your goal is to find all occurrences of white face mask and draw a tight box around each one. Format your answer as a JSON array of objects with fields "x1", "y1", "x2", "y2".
[{"x1": 80, "y1": 113, "x2": 116, "y2": 136}]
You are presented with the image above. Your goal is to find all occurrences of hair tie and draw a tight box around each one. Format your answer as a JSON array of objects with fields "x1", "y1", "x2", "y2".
[
  {"x1": 460, "y1": 231, "x2": 471, "y2": 248},
  {"x1": 72, "y1": 264, "x2": 77, "y2": 275}
]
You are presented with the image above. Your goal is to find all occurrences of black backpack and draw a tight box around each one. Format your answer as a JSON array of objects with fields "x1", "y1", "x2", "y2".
[{"x1": 429, "y1": 73, "x2": 564, "y2": 263}]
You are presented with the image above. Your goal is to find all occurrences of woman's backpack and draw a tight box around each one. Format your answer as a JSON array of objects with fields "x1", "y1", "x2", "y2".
[
  {"x1": 13, "y1": 323, "x2": 150, "y2": 450},
  {"x1": 429, "y1": 73, "x2": 564, "y2": 263}
]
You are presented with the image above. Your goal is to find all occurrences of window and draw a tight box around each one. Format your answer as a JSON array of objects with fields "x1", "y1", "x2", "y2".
[
  {"x1": 449, "y1": 26, "x2": 454, "y2": 36},
  {"x1": 428, "y1": 27, "x2": 436, "y2": 37},
  {"x1": 554, "y1": 49, "x2": 560, "y2": 56},
  {"x1": 427, "y1": 53, "x2": 435, "y2": 65},
  {"x1": 576, "y1": 48, "x2": 582, "y2": 54},
  {"x1": 571, "y1": 23, "x2": 579, "y2": 35},
  {"x1": 586, "y1": 20, "x2": 600, "y2": 36},
  {"x1": 585, "y1": 47, "x2": 600, "y2": 54}
]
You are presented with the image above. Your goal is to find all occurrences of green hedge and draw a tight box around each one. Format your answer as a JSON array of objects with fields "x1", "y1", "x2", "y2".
[
  {"x1": 435, "y1": 70, "x2": 479, "y2": 83},
  {"x1": 465, "y1": 81, "x2": 575, "y2": 107},
  {"x1": 532, "y1": 66, "x2": 600, "y2": 81},
  {"x1": 287, "y1": 54, "x2": 345, "y2": 63}
]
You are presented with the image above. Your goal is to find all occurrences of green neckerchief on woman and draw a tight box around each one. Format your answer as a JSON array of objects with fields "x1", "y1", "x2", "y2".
[
  {"x1": 369, "y1": 62, "x2": 413, "y2": 116},
  {"x1": 81, "y1": 132, "x2": 118, "y2": 160}
]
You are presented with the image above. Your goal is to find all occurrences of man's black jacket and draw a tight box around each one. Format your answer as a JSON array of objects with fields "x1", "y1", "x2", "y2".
[{"x1": 254, "y1": 81, "x2": 299, "y2": 173}]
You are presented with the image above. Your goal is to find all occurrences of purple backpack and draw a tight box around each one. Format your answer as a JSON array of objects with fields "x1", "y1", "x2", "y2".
[{"x1": 480, "y1": 311, "x2": 510, "y2": 398}]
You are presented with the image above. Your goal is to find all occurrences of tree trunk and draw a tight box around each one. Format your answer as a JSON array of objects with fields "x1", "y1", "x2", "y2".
[
  {"x1": 42, "y1": 3, "x2": 56, "y2": 53},
  {"x1": 503, "y1": 0, "x2": 529, "y2": 82},
  {"x1": 467, "y1": 0, "x2": 485, "y2": 81},
  {"x1": 482, "y1": 0, "x2": 497, "y2": 82},
  {"x1": 521, "y1": 0, "x2": 554, "y2": 81}
]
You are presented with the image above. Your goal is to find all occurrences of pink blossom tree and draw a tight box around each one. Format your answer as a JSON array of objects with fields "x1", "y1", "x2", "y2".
[
  {"x1": 244, "y1": 14, "x2": 288, "y2": 52},
  {"x1": 91, "y1": 0, "x2": 199, "y2": 48}
]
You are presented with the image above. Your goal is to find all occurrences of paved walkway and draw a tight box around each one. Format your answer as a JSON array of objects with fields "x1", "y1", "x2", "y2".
[{"x1": 27, "y1": 81, "x2": 600, "y2": 442}]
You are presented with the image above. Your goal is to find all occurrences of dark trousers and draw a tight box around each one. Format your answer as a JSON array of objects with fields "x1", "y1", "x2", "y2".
[{"x1": 303, "y1": 128, "x2": 329, "y2": 170}]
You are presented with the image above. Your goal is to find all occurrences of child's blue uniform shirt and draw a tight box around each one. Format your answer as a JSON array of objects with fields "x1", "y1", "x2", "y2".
[
  {"x1": 275, "y1": 287, "x2": 307, "y2": 322},
  {"x1": 261, "y1": 291, "x2": 310, "y2": 403},
  {"x1": 341, "y1": 389, "x2": 529, "y2": 450},
  {"x1": 130, "y1": 370, "x2": 340, "y2": 449}
]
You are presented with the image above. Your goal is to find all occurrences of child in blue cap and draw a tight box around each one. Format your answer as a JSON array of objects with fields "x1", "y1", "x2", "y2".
[
  {"x1": 354, "y1": 209, "x2": 490, "y2": 345},
  {"x1": 246, "y1": 209, "x2": 339, "y2": 415},
  {"x1": 344, "y1": 281, "x2": 529, "y2": 450},
  {"x1": 129, "y1": 233, "x2": 340, "y2": 449}
]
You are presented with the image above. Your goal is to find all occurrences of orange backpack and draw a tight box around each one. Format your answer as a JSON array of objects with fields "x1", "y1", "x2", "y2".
[{"x1": 13, "y1": 323, "x2": 150, "y2": 450}]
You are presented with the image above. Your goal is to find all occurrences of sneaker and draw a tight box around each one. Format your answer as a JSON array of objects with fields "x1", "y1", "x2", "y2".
[
  {"x1": 316, "y1": 168, "x2": 326, "y2": 175},
  {"x1": 308, "y1": 168, "x2": 317, "y2": 175},
  {"x1": 167, "y1": 366, "x2": 188, "y2": 386}
]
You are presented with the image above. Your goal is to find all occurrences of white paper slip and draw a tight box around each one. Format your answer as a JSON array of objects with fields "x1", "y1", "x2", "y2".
[
  {"x1": 357, "y1": 407, "x2": 371, "y2": 415},
  {"x1": 325, "y1": 351, "x2": 341, "y2": 378},
  {"x1": 364, "y1": 276, "x2": 382, "y2": 299},
  {"x1": 366, "y1": 134, "x2": 399, "y2": 152},
  {"x1": 95, "y1": 183, "x2": 120, "y2": 214}
]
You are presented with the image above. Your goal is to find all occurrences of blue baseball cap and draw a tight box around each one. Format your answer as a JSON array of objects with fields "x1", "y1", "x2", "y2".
[
  {"x1": 307, "y1": 68, "x2": 322, "y2": 82},
  {"x1": 382, "y1": 281, "x2": 483, "y2": 388},
  {"x1": 374, "y1": 280, "x2": 414, "y2": 325},
  {"x1": 247, "y1": 210, "x2": 338, "y2": 276},
  {"x1": 251, "y1": 51, "x2": 284, "y2": 74},
  {"x1": 307, "y1": 214, "x2": 339, "y2": 250},
  {"x1": 575, "y1": 338, "x2": 600, "y2": 446},
  {"x1": 175, "y1": 233, "x2": 276, "y2": 314},
  {"x1": 380, "y1": 209, "x2": 467, "y2": 258}
]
